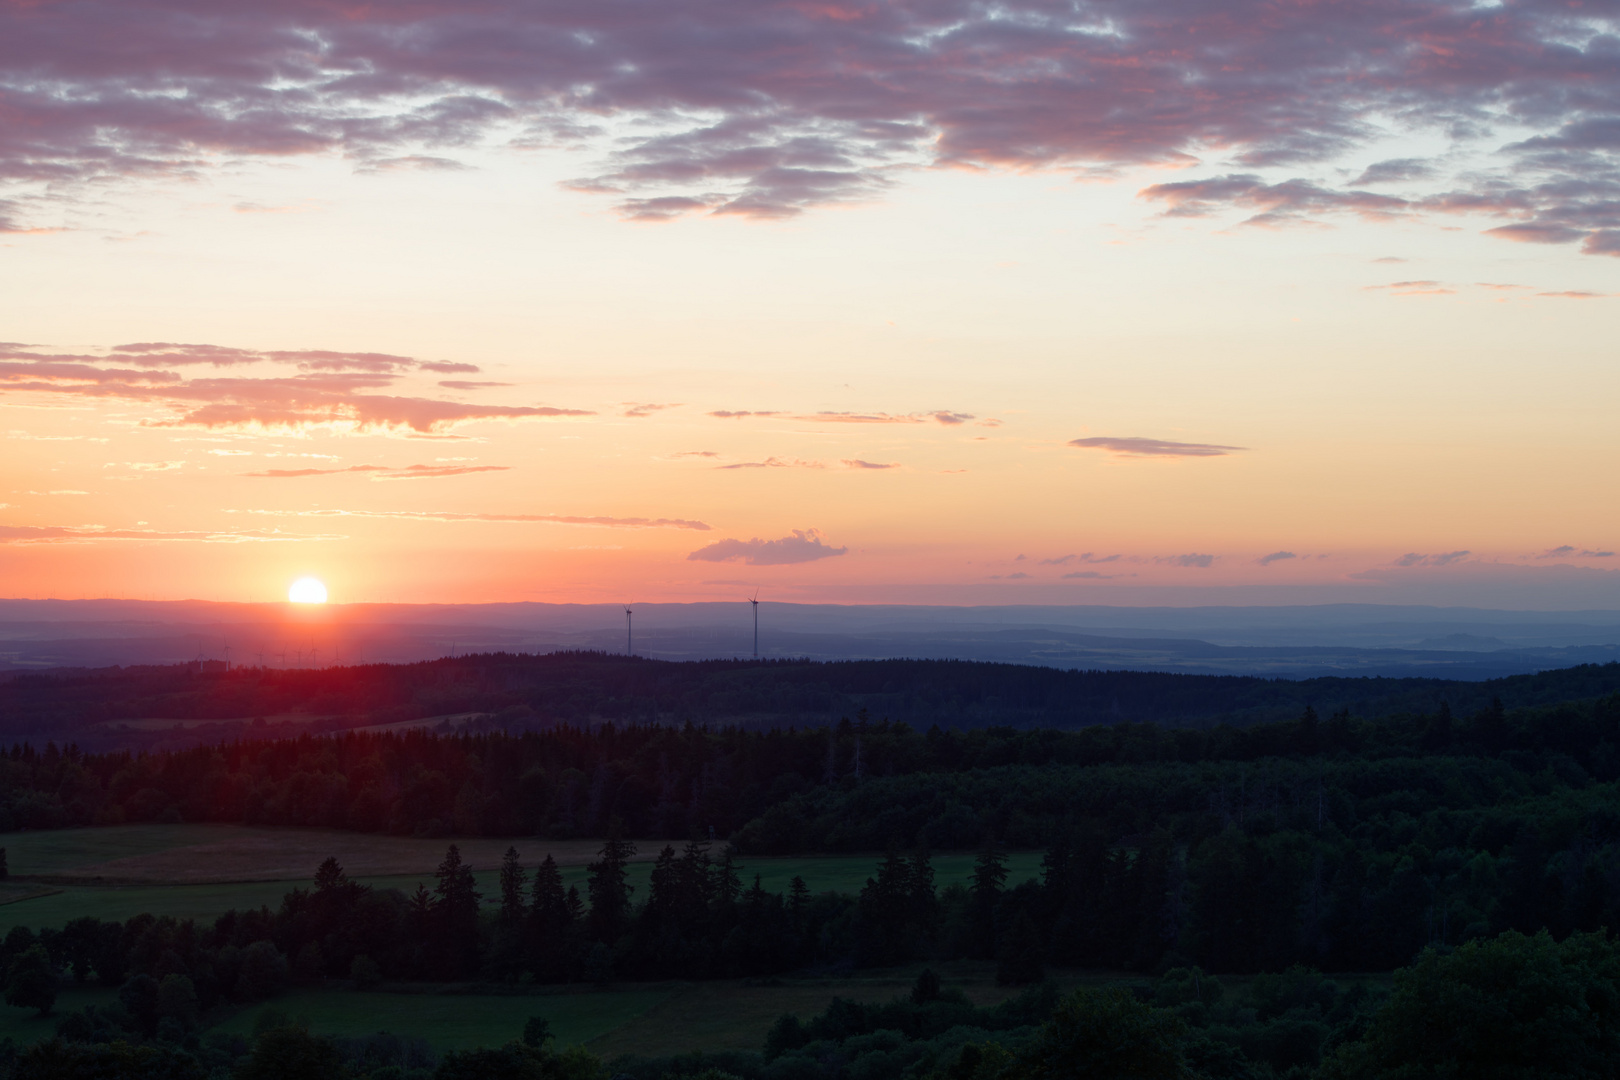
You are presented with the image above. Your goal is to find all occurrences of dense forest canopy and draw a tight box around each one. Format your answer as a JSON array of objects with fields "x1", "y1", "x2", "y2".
[{"x1": 4, "y1": 653, "x2": 1620, "y2": 744}]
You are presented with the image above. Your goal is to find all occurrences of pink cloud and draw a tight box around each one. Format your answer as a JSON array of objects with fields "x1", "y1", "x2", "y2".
[
  {"x1": 244, "y1": 463, "x2": 510, "y2": 479},
  {"x1": 1069, "y1": 436, "x2": 1245, "y2": 457},
  {"x1": 0, "y1": 343, "x2": 591, "y2": 433},
  {"x1": 687, "y1": 528, "x2": 847, "y2": 565}
]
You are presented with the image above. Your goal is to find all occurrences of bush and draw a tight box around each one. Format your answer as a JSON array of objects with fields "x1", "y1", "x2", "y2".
[
  {"x1": 1010, "y1": 989, "x2": 1191, "y2": 1080},
  {"x1": 1321, "y1": 929, "x2": 1620, "y2": 1080},
  {"x1": 236, "y1": 942, "x2": 288, "y2": 1001},
  {"x1": 5, "y1": 946, "x2": 56, "y2": 1017}
]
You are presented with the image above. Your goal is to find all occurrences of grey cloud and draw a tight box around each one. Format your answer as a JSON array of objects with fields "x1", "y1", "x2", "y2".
[
  {"x1": 1070, "y1": 436, "x2": 1245, "y2": 457},
  {"x1": 686, "y1": 529, "x2": 847, "y2": 565},
  {"x1": 1258, "y1": 550, "x2": 1296, "y2": 565}
]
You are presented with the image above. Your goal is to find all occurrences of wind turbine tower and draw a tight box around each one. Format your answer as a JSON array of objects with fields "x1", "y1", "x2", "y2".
[
  {"x1": 625, "y1": 607, "x2": 634, "y2": 655},
  {"x1": 748, "y1": 591, "x2": 760, "y2": 659}
]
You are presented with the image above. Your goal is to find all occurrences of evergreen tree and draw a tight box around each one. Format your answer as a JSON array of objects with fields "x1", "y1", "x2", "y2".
[
  {"x1": 586, "y1": 820, "x2": 636, "y2": 943},
  {"x1": 970, "y1": 836, "x2": 1009, "y2": 960},
  {"x1": 433, "y1": 844, "x2": 483, "y2": 976},
  {"x1": 528, "y1": 854, "x2": 573, "y2": 981},
  {"x1": 499, "y1": 847, "x2": 528, "y2": 926},
  {"x1": 997, "y1": 910, "x2": 1046, "y2": 985}
]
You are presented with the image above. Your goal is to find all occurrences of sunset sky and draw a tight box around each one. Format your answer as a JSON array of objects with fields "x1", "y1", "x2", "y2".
[{"x1": 3, "y1": 0, "x2": 1619, "y2": 607}]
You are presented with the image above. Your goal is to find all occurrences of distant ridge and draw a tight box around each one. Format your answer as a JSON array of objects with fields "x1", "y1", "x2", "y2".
[{"x1": 4, "y1": 651, "x2": 1620, "y2": 752}]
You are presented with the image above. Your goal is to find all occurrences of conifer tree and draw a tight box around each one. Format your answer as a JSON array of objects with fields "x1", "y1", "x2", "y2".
[
  {"x1": 586, "y1": 819, "x2": 636, "y2": 943},
  {"x1": 498, "y1": 847, "x2": 527, "y2": 926},
  {"x1": 970, "y1": 836, "x2": 1009, "y2": 959}
]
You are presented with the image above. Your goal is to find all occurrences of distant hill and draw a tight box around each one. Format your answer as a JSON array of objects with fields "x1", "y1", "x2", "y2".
[{"x1": 5, "y1": 651, "x2": 1620, "y2": 751}]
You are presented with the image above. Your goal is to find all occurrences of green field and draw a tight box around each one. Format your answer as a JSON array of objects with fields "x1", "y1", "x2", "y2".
[
  {"x1": 0, "y1": 824, "x2": 1043, "y2": 933},
  {"x1": 210, "y1": 987, "x2": 674, "y2": 1051}
]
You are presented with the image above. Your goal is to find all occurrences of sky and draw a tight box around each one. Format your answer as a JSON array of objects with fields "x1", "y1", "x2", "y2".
[{"x1": 2, "y1": 0, "x2": 1619, "y2": 608}]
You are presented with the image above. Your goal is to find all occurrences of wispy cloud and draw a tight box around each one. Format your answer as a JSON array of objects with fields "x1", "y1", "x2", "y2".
[
  {"x1": 1394, "y1": 551, "x2": 1472, "y2": 567},
  {"x1": 0, "y1": 524, "x2": 340, "y2": 544},
  {"x1": 1258, "y1": 550, "x2": 1296, "y2": 565},
  {"x1": 439, "y1": 380, "x2": 514, "y2": 390},
  {"x1": 841, "y1": 459, "x2": 898, "y2": 470},
  {"x1": 687, "y1": 529, "x2": 847, "y2": 565},
  {"x1": 717, "y1": 457, "x2": 823, "y2": 470},
  {"x1": 1062, "y1": 570, "x2": 1117, "y2": 579},
  {"x1": 708, "y1": 410, "x2": 781, "y2": 419},
  {"x1": 244, "y1": 464, "x2": 509, "y2": 479},
  {"x1": 1538, "y1": 545, "x2": 1615, "y2": 559},
  {"x1": 238, "y1": 509, "x2": 711, "y2": 530},
  {"x1": 1158, "y1": 554, "x2": 1215, "y2": 568},
  {"x1": 797, "y1": 410, "x2": 974, "y2": 425},
  {"x1": 0, "y1": 343, "x2": 592, "y2": 434},
  {"x1": 1069, "y1": 437, "x2": 1245, "y2": 458},
  {"x1": 1364, "y1": 280, "x2": 1455, "y2": 296},
  {"x1": 622, "y1": 402, "x2": 682, "y2": 418}
]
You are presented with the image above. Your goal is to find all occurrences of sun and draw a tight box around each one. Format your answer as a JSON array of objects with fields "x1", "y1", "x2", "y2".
[{"x1": 288, "y1": 577, "x2": 328, "y2": 604}]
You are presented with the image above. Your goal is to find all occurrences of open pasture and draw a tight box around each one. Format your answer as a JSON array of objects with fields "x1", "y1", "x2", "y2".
[{"x1": 0, "y1": 824, "x2": 1042, "y2": 933}]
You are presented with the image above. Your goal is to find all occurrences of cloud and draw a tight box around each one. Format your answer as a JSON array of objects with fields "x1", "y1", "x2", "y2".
[
  {"x1": 842, "y1": 459, "x2": 898, "y2": 470},
  {"x1": 1258, "y1": 550, "x2": 1297, "y2": 566},
  {"x1": 1537, "y1": 291, "x2": 1610, "y2": 299},
  {"x1": 1, "y1": 0, "x2": 1620, "y2": 252},
  {"x1": 1062, "y1": 571, "x2": 1116, "y2": 579},
  {"x1": 0, "y1": 343, "x2": 592, "y2": 434},
  {"x1": 1352, "y1": 159, "x2": 1436, "y2": 186},
  {"x1": 1069, "y1": 436, "x2": 1245, "y2": 457},
  {"x1": 1159, "y1": 554, "x2": 1215, "y2": 568},
  {"x1": 240, "y1": 509, "x2": 711, "y2": 530},
  {"x1": 717, "y1": 457, "x2": 823, "y2": 469},
  {"x1": 1142, "y1": 176, "x2": 1409, "y2": 226},
  {"x1": 673, "y1": 451, "x2": 720, "y2": 458},
  {"x1": 708, "y1": 411, "x2": 782, "y2": 419},
  {"x1": 1538, "y1": 545, "x2": 1615, "y2": 559},
  {"x1": 797, "y1": 411, "x2": 974, "y2": 425},
  {"x1": 439, "y1": 380, "x2": 514, "y2": 390},
  {"x1": 1365, "y1": 280, "x2": 1455, "y2": 296},
  {"x1": 622, "y1": 402, "x2": 682, "y2": 418},
  {"x1": 1393, "y1": 551, "x2": 1472, "y2": 567},
  {"x1": 0, "y1": 524, "x2": 339, "y2": 544},
  {"x1": 244, "y1": 464, "x2": 510, "y2": 479},
  {"x1": 687, "y1": 528, "x2": 847, "y2": 565}
]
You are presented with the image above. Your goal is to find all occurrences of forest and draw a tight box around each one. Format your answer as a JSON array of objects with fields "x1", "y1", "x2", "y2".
[
  {"x1": 5, "y1": 662, "x2": 1620, "y2": 1076},
  {"x1": 6, "y1": 652, "x2": 1620, "y2": 743}
]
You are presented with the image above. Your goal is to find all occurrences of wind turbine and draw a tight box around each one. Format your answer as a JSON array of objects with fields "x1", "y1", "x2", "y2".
[
  {"x1": 747, "y1": 590, "x2": 760, "y2": 658},
  {"x1": 222, "y1": 642, "x2": 232, "y2": 672},
  {"x1": 625, "y1": 607, "x2": 634, "y2": 655}
]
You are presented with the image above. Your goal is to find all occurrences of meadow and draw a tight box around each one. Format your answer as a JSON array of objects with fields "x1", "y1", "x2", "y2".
[{"x1": 0, "y1": 824, "x2": 1043, "y2": 934}]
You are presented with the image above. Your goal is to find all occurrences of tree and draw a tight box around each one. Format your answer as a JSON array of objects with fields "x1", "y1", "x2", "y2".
[
  {"x1": 1320, "y1": 930, "x2": 1620, "y2": 1080},
  {"x1": 434, "y1": 844, "x2": 483, "y2": 975},
  {"x1": 997, "y1": 911, "x2": 1045, "y2": 986},
  {"x1": 500, "y1": 846, "x2": 528, "y2": 926},
  {"x1": 234, "y1": 1024, "x2": 345, "y2": 1080},
  {"x1": 524, "y1": 1016, "x2": 553, "y2": 1048},
  {"x1": 5, "y1": 945, "x2": 56, "y2": 1016},
  {"x1": 586, "y1": 821, "x2": 636, "y2": 944},
  {"x1": 1011, "y1": 988, "x2": 1191, "y2": 1080},
  {"x1": 14, "y1": 1038, "x2": 207, "y2": 1080},
  {"x1": 970, "y1": 837, "x2": 1009, "y2": 960}
]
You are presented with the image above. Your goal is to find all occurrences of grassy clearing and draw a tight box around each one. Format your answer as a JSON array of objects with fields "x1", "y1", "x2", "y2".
[
  {"x1": 0, "y1": 825, "x2": 1044, "y2": 934},
  {"x1": 209, "y1": 987, "x2": 672, "y2": 1051},
  {"x1": 0, "y1": 825, "x2": 641, "y2": 884},
  {"x1": 0, "y1": 986, "x2": 117, "y2": 1046}
]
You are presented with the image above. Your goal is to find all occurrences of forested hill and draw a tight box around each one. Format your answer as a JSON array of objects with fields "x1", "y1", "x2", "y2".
[{"x1": 5, "y1": 652, "x2": 1620, "y2": 744}]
